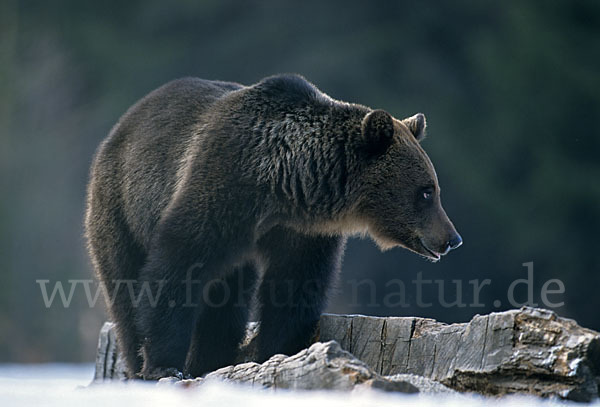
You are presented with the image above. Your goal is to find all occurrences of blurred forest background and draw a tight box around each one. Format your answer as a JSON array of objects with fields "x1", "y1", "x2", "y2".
[{"x1": 1, "y1": 0, "x2": 599, "y2": 363}]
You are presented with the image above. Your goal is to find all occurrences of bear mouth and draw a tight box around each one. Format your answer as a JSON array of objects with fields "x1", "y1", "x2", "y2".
[
  {"x1": 370, "y1": 229, "x2": 441, "y2": 262},
  {"x1": 418, "y1": 239, "x2": 441, "y2": 262}
]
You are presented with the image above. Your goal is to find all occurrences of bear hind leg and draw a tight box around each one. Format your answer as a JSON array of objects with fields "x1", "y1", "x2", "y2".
[
  {"x1": 86, "y1": 206, "x2": 146, "y2": 377},
  {"x1": 185, "y1": 263, "x2": 258, "y2": 377}
]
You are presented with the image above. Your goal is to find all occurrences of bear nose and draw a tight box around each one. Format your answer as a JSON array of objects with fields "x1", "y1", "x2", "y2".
[{"x1": 446, "y1": 233, "x2": 463, "y2": 252}]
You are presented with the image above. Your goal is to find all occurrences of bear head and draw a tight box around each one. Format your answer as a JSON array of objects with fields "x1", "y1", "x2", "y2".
[{"x1": 356, "y1": 110, "x2": 462, "y2": 262}]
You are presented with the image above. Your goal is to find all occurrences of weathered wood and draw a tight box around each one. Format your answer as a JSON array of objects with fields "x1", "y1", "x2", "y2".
[
  {"x1": 317, "y1": 308, "x2": 600, "y2": 401},
  {"x1": 157, "y1": 341, "x2": 431, "y2": 394},
  {"x1": 94, "y1": 322, "x2": 127, "y2": 382},
  {"x1": 94, "y1": 307, "x2": 600, "y2": 401}
]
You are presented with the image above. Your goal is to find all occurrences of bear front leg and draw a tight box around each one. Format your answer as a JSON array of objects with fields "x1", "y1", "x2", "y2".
[{"x1": 255, "y1": 226, "x2": 345, "y2": 362}]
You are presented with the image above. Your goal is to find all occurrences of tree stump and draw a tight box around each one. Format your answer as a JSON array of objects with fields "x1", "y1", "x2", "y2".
[{"x1": 94, "y1": 307, "x2": 600, "y2": 401}]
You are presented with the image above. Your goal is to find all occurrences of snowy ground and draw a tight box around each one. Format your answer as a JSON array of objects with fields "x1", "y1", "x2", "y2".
[{"x1": 0, "y1": 364, "x2": 596, "y2": 407}]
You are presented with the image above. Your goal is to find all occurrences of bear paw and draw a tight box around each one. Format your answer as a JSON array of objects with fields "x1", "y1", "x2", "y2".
[{"x1": 139, "y1": 367, "x2": 187, "y2": 381}]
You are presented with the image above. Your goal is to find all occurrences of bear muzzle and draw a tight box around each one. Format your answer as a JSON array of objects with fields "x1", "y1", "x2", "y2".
[{"x1": 419, "y1": 230, "x2": 462, "y2": 261}]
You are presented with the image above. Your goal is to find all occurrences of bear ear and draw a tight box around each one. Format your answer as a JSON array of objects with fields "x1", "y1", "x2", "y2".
[
  {"x1": 361, "y1": 109, "x2": 394, "y2": 154},
  {"x1": 402, "y1": 113, "x2": 427, "y2": 142}
]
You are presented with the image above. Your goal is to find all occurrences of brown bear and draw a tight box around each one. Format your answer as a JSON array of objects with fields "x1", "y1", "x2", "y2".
[{"x1": 85, "y1": 74, "x2": 462, "y2": 380}]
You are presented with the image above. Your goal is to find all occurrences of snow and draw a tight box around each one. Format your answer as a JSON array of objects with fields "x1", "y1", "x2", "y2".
[{"x1": 0, "y1": 364, "x2": 595, "y2": 407}]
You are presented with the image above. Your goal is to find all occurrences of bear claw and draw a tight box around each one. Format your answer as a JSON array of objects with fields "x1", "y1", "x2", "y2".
[{"x1": 140, "y1": 367, "x2": 186, "y2": 381}]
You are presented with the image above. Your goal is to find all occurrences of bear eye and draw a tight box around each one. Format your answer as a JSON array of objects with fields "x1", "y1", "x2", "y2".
[{"x1": 421, "y1": 187, "x2": 434, "y2": 201}]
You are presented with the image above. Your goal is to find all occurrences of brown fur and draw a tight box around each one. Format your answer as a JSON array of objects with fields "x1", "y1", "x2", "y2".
[{"x1": 85, "y1": 74, "x2": 461, "y2": 379}]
